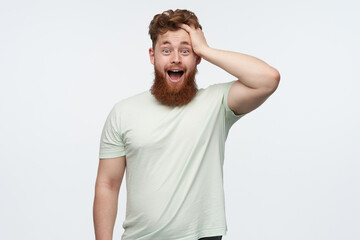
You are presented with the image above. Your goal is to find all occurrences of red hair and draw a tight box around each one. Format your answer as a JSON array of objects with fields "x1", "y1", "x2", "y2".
[{"x1": 149, "y1": 9, "x2": 202, "y2": 48}]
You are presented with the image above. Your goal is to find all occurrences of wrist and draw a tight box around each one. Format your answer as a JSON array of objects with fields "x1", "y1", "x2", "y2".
[{"x1": 195, "y1": 45, "x2": 211, "y2": 58}]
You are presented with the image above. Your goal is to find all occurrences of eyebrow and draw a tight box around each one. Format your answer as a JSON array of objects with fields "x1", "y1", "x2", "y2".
[
  {"x1": 160, "y1": 41, "x2": 191, "y2": 46},
  {"x1": 180, "y1": 41, "x2": 191, "y2": 46}
]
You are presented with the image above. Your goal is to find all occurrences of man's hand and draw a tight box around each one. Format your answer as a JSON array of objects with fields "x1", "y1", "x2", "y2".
[
  {"x1": 178, "y1": 23, "x2": 209, "y2": 58},
  {"x1": 178, "y1": 23, "x2": 280, "y2": 115}
]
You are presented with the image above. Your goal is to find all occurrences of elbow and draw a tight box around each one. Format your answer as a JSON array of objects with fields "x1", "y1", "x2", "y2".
[
  {"x1": 267, "y1": 68, "x2": 280, "y2": 93},
  {"x1": 273, "y1": 68, "x2": 281, "y2": 83}
]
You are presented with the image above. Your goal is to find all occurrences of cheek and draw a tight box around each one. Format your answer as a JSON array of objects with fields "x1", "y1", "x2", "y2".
[
  {"x1": 154, "y1": 61, "x2": 164, "y2": 71},
  {"x1": 185, "y1": 55, "x2": 198, "y2": 66},
  {"x1": 154, "y1": 57, "x2": 168, "y2": 69},
  {"x1": 185, "y1": 60, "x2": 197, "y2": 70}
]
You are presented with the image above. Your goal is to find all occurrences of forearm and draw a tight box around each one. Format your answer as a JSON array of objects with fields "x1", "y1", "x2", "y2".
[
  {"x1": 93, "y1": 184, "x2": 120, "y2": 240},
  {"x1": 199, "y1": 47, "x2": 280, "y2": 90},
  {"x1": 178, "y1": 23, "x2": 280, "y2": 90}
]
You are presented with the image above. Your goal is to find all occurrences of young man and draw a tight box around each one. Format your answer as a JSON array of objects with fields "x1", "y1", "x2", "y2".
[{"x1": 93, "y1": 9, "x2": 280, "y2": 240}]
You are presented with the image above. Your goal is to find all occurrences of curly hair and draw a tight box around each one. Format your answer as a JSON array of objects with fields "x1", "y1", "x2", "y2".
[{"x1": 149, "y1": 9, "x2": 202, "y2": 48}]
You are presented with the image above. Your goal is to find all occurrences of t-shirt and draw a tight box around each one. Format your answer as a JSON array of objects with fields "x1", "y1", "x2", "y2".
[{"x1": 99, "y1": 80, "x2": 245, "y2": 240}]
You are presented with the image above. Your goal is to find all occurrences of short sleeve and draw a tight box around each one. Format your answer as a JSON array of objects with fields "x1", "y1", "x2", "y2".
[
  {"x1": 99, "y1": 105, "x2": 126, "y2": 159},
  {"x1": 222, "y1": 80, "x2": 246, "y2": 130}
]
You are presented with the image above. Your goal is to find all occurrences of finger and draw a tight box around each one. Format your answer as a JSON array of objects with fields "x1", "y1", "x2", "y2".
[{"x1": 177, "y1": 23, "x2": 192, "y2": 32}]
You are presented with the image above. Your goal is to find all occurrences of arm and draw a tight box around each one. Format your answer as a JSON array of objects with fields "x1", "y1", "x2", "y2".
[
  {"x1": 179, "y1": 24, "x2": 280, "y2": 115},
  {"x1": 93, "y1": 156, "x2": 126, "y2": 240}
]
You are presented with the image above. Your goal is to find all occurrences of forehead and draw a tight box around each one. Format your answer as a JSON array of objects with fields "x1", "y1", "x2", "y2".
[{"x1": 156, "y1": 29, "x2": 191, "y2": 47}]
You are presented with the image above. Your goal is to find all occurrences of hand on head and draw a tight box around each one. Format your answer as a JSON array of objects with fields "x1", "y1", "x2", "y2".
[{"x1": 177, "y1": 23, "x2": 209, "y2": 58}]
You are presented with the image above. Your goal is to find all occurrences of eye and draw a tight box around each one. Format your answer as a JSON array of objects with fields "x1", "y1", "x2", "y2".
[
  {"x1": 181, "y1": 49, "x2": 190, "y2": 54},
  {"x1": 163, "y1": 49, "x2": 170, "y2": 54}
]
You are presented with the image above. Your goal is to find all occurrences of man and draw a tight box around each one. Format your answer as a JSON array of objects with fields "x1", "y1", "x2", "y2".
[{"x1": 93, "y1": 9, "x2": 280, "y2": 240}]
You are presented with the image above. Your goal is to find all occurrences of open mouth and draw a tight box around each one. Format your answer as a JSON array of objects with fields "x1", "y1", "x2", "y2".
[{"x1": 167, "y1": 70, "x2": 184, "y2": 83}]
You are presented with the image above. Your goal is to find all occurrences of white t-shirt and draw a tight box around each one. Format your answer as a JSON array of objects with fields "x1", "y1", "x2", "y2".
[{"x1": 99, "y1": 81, "x2": 245, "y2": 240}]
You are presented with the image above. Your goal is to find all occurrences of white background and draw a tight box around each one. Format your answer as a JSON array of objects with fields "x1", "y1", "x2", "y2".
[{"x1": 1, "y1": 0, "x2": 359, "y2": 239}]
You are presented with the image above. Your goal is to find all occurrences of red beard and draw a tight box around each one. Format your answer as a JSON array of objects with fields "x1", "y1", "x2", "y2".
[{"x1": 150, "y1": 66, "x2": 198, "y2": 107}]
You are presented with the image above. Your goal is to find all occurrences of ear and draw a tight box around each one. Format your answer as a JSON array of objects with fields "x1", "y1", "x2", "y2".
[
  {"x1": 149, "y1": 48, "x2": 155, "y2": 65},
  {"x1": 196, "y1": 55, "x2": 202, "y2": 65}
]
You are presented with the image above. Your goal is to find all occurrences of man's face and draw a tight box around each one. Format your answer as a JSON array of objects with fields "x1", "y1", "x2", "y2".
[{"x1": 149, "y1": 29, "x2": 201, "y2": 106}]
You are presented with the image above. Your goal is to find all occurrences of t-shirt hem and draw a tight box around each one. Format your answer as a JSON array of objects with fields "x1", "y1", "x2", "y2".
[
  {"x1": 181, "y1": 227, "x2": 227, "y2": 240},
  {"x1": 121, "y1": 228, "x2": 227, "y2": 240},
  {"x1": 99, "y1": 151, "x2": 125, "y2": 159}
]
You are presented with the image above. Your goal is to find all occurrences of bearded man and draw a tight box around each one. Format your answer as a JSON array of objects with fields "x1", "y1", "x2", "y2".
[{"x1": 93, "y1": 9, "x2": 280, "y2": 240}]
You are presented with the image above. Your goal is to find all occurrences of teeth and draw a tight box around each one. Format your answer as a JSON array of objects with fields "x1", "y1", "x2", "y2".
[{"x1": 170, "y1": 70, "x2": 182, "y2": 72}]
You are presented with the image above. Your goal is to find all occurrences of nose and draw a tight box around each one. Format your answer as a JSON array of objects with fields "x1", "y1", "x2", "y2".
[{"x1": 171, "y1": 52, "x2": 181, "y2": 64}]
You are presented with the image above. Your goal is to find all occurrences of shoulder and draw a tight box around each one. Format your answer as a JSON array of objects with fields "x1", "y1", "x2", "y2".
[
  {"x1": 203, "y1": 81, "x2": 236, "y2": 96},
  {"x1": 209, "y1": 81, "x2": 235, "y2": 89},
  {"x1": 112, "y1": 90, "x2": 151, "y2": 111},
  {"x1": 189, "y1": 81, "x2": 236, "y2": 107}
]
